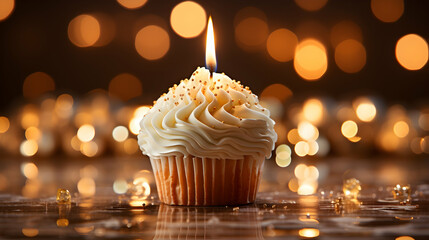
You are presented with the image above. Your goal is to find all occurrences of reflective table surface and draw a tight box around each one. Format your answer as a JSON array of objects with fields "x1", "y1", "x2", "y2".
[{"x1": 1, "y1": 157, "x2": 429, "y2": 239}]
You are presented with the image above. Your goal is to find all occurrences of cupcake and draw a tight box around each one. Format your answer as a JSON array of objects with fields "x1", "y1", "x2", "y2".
[{"x1": 138, "y1": 67, "x2": 277, "y2": 206}]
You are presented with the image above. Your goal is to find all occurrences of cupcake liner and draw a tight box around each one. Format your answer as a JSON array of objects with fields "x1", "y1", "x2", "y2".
[{"x1": 150, "y1": 155, "x2": 264, "y2": 206}]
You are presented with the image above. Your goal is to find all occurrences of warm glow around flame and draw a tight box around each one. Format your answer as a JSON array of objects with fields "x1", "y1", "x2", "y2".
[{"x1": 205, "y1": 16, "x2": 217, "y2": 72}]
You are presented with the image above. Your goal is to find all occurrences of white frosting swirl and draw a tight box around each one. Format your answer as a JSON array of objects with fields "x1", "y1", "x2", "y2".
[{"x1": 138, "y1": 67, "x2": 277, "y2": 160}]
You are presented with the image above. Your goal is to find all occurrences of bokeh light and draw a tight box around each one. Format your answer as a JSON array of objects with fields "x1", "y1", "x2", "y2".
[
  {"x1": 23, "y1": 72, "x2": 55, "y2": 99},
  {"x1": 341, "y1": 120, "x2": 358, "y2": 139},
  {"x1": 55, "y1": 94, "x2": 74, "y2": 118},
  {"x1": 330, "y1": 20, "x2": 362, "y2": 47},
  {"x1": 21, "y1": 110, "x2": 39, "y2": 129},
  {"x1": 298, "y1": 121, "x2": 319, "y2": 141},
  {"x1": 20, "y1": 140, "x2": 38, "y2": 157},
  {"x1": 371, "y1": 0, "x2": 404, "y2": 23},
  {"x1": 80, "y1": 141, "x2": 99, "y2": 157},
  {"x1": 266, "y1": 28, "x2": 298, "y2": 62},
  {"x1": 0, "y1": 116, "x2": 10, "y2": 133},
  {"x1": 129, "y1": 106, "x2": 150, "y2": 135},
  {"x1": 234, "y1": 7, "x2": 268, "y2": 51},
  {"x1": 395, "y1": 237, "x2": 415, "y2": 240},
  {"x1": 22, "y1": 228, "x2": 39, "y2": 238},
  {"x1": 0, "y1": 0, "x2": 14, "y2": 22},
  {"x1": 419, "y1": 113, "x2": 429, "y2": 131},
  {"x1": 135, "y1": 25, "x2": 170, "y2": 60},
  {"x1": 355, "y1": 99, "x2": 377, "y2": 122},
  {"x1": 112, "y1": 126, "x2": 129, "y2": 142},
  {"x1": 295, "y1": 141, "x2": 310, "y2": 157},
  {"x1": 25, "y1": 127, "x2": 41, "y2": 140},
  {"x1": 303, "y1": 98, "x2": 324, "y2": 125},
  {"x1": 21, "y1": 162, "x2": 38, "y2": 179},
  {"x1": 108, "y1": 73, "x2": 143, "y2": 101},
  {"x1": 395, "y1": 34, "x2": 428, "y2": 70},
  {"x1": 294, "y1": 39, "x2": 328, "y2": 81},
  {"x1": 294, "y1": 0, "x2": 328, "y2": 11},
  {"x1": 393, "y1": 121, "x2": 409, "y2": 138},
  {"x1": 68, "y1": 14, "x2": 101, "y2": 47},
  {"x1": 77, "y1": 124, "x2": 95, "y2": 142},
  {"x1": 77, "y1": 177, "x2": 96, "y2": 196},
  {"x1": 276, "y1": 144, "x2": 292, "y2": 168},
  {"x1": 288, "y1": 128, "x2": 301, "y2": 145},
  {"x1": 298, "y1": 228, "x2": 320, "y2": 238},
  {"x1": 113, "y1": 179, "x2": 128, "y2": 194},
  {"x1": 170, "y1": 1, "x2": 206, "y2": 38},
  {"x1": 260, "y1": 83, "x2": 293, "y2": 103},
  {"x1": 335, "y1": 39, "x2": 366, "y2": 73},
  {"x1": 117, "y1": 0, "x2": 147, "y2": 9},
  {"x1": 124, "y1": 138, "x2": 139, "y2": 154}
]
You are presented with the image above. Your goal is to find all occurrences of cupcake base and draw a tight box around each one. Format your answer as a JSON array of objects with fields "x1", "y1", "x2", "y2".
[{"x1": 150, "y1": 155, "x2": 264, "y2": 206}]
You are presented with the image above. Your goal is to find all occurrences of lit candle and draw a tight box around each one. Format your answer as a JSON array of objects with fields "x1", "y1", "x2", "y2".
[{"x1": 205, "y1": 16, "x2": 217, "y2": 74}]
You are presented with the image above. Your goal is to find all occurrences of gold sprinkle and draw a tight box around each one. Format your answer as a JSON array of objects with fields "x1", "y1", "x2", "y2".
[
  {"x1": 158, "y1": 109, "x2": 161, "y2": 112},
  {"x1": 193, "y1": 86, "x2": 196, "y2": 89},
  {"x1": 214, "y1": 94, "x2": 217, "y2": 96}
]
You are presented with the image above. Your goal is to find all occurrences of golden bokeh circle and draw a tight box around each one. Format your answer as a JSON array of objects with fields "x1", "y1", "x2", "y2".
[
  {"x1": 170, "y1": 1, "x2": 207, "y2": 38},
  {"x1": 135, "y1": 25, "x2": 170, "y2": 60}
]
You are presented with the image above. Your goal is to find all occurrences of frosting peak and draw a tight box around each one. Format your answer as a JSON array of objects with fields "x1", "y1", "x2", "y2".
[{"x1": 138, "y1": 67, "x2": 277, "y2": 159}]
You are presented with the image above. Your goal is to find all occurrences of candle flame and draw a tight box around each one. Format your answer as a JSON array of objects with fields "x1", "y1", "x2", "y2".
[{"x1": 205, "y1": 16, "x2": 217, "y2": 73}]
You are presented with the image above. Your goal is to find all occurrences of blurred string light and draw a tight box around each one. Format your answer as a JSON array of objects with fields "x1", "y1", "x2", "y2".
[
  {"x1": 287, "y1": 128, "x2": 301, "y2": 145},
  {"x1": 77, "y1": 124, "x2": 95, "y2": 142},
  {"x1": 124, "y1": 138, "x2": 139, "y2": 154},
  {"x1": 170, "y1": 1, "x2": 207, "y2": 38},
  {"x1": 298, "y1": 228, "x2": 320, "y2": 238},
  {"x1": 68, "y1": 14, "x2": 101, "y2": 47},
  {"x1": 0, "y1": 0, "x2": 14, "y2": 21},
  {"x1": 295, "y1": 141, "x2": 310, "y2": 157},
  {"x1": 113, "y1": 179, "x2": 128, "y2": 194},
  {"x1": 25, "y1": 127, "x2": 41, "y2": 141},
  {"x1": 117, "y1": 0, "x2": 147, "y2": 9},
  {"x1": 21, "y1": 162, "x2": 38, "y2": 179},
  {"x1": 0, "y1": 116, "x2": 10, "y2": 133},
  {"x1": 234, "y1": 7, "x2": 268, "y2": 51},
  {"x1": 77, "y1": 177, "x2": 96, "y2": 197},
  {"x1": 275, "y1": 144, "x2": 292, "y2": 167},
  {"x1": 20, "y1": 140, "x2": 38, "y2": 157},
  {"x1": 393, "y1": 121, "x2": 409, "y2": 138},
  {"x1": 335, "y1": 39, "x2": 366, "y2": 73},
  {"x1": 341, "y1": 120, "x2": 358, "y2": 139},
  {"x1": 129, "y1": 106, "x2": 150, "y2": 135},
  {"x1": 135, "y1": 25, "x2": 170, "y2": 60},
  {"x1": 112, "y1": 126, "x2": 129, "y2": 142},
  {"x1": 295, "y1": 164, "x2": 319, "y2": 195},
  {"x1": 260, "y1": 83, "x2": 293, "y2": 103},
  {"x1": 330, "y1": 20, "x2": 362, "y2": 48},
  {"x1": 108, "y1": 73, "x2": 143, "y2": 101},
  {"x1": 266, "y1": 28, "x2": 298, "y2": 62},
  {"x1": 303, "y1": 98, "x2": 324, "y2": 125},
  {"x1": 294, "y1": 39, "x2": 328, "y2": 80},
  {"x1": 395, "y1": 34, "x2": 428, "y2": 70},
  {"x1": 80, "y1": 141, "x2": 99, "y2": 157},
  {"x1": 55, "y1": 94, "x2": 74, "y2": 119},
  {"x1": 354, "y1": 98, "x2": 377, "y2": 122},
  {"x1": 23, "y1": 72, "x2": 55, "y2": 99},
  {"x1": 22, "y1": 228, "x2": 39, "y2": 238},
  {"x1": 419, "y1": 113, "x2": 429, "y2": 131},
  {"x1": 371, "y1": 0, "x2": 404, "y2": 23},
  {"x1": 395, "y1": 237, "x2": 415, "y2": 240},
  {"x1": 294, "y1": 0, "x2": 328, "y2": 11},
  {"x1": 298, "y1": 121, "x2": 319, "y2": 141},
  {"x1": 21, "y1": 107, "x2": 39, "y2": 129}
]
